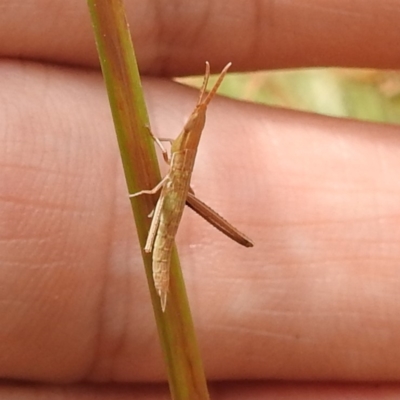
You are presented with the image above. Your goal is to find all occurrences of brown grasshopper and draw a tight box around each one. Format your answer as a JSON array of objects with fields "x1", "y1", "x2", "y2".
[{"x1": 130, "y1": 62, "x2": 253, "y2": 311}]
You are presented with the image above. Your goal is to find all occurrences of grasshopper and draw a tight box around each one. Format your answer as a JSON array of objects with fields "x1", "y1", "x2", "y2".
[{"x1": 130, "y1": 62, "x2": 253, "y2": 311}]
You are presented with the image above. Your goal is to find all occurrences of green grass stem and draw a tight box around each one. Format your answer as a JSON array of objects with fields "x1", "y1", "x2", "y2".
[{"x1": 87, "y1": 1, "x2": 209, "y2": 398}]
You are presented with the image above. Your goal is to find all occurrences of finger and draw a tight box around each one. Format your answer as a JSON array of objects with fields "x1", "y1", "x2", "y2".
[
  {"x1": 1, "y1": 382, "x2": 400, "y2": 399},
  {"x1": 0, "y1": 383, "x2": 159, "y2": 400},
  {"x1": 0, "y1": 0, "x2": 399, "y2": 73},
  {"x1": 2, "y1": 60, "x2": 400, "y2": 383}
]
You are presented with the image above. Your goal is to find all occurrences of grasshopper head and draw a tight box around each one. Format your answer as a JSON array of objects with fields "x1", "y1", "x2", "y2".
[{"x1": 171, "y1": 62, "x2": 231, "y2": 152}]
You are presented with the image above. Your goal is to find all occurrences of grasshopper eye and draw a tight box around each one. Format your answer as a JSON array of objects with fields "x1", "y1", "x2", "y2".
[{"x1": 183, "y1": 112, "x2": 197, "y2": 133}]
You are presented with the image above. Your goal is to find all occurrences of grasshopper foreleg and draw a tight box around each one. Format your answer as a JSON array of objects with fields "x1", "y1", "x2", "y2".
[{"x1": 145, "y1": 126, "x2": 171, "y2": 164}]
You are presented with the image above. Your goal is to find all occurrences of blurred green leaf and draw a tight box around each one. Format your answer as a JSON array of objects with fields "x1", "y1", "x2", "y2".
[{"x1": 181, "y1": 68, "x2": 400, "y2": 124}]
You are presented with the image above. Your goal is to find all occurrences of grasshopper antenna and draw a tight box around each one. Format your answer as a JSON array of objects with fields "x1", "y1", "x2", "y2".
[
  {"x1": 202, "y1": 62, "x2": 232, "y2": 107},
  {"x1": 197, "y1": 61, "x2": 211, "y2": 105}
]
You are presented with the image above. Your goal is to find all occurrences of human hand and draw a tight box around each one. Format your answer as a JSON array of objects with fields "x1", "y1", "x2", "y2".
[{"x1": 1, "y1": 0, "x2": 400, "y2": 398}]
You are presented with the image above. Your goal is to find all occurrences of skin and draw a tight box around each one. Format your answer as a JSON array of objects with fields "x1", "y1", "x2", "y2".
[{"x1": 1, "y1": 0, "x2": 400, "y2": 398}]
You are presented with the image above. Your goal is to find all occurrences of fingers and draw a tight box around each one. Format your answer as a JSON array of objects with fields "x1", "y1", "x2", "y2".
[
  {"x1": 2, "y1": 60, "x2": 400, "y2": 383},
  {"x1": 0, "y1": 61, "x2": 151, "y2": 382},
  {"x1": 0, "y1": 61, "x2": 132, "y2": 382},
  {"x1": 0, "y1": 0, "x2": 399, "y2": 72},
  {"x1": 186, "y1": 100, "x2": 400, "y2": 381}
]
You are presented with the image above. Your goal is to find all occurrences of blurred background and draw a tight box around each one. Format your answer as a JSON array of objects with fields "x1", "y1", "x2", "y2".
[{"x1": 180, "y1": 69, "x2": 400, "y2": 124}]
